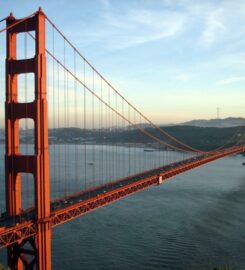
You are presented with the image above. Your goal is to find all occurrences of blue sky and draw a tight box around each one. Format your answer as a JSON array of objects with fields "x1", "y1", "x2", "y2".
[{"x1": 0, "y1": 0, "x2": 245, "y2": 124}]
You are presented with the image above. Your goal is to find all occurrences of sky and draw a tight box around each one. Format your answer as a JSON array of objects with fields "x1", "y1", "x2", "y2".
[{"x1": 0, "y1": 0, "x2": 245, "y2": 124}]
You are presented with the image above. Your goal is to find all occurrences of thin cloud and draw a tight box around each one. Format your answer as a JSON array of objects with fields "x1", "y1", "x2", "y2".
[
  {"x1": 104, "y1": 9, "x2": 186, "y2": 49},
  {"x1": 76, "y1": 8, "x2": 187, "y2": 50},
  {"x1": 201, "y1": 8, "x2": 225, "y2": 46},
  {"x1": 110, "y1": 10, "x2": 185, "y2": 48},
  {"x1": 217, "y1": 76, "x2": 245, "y2": 85}
]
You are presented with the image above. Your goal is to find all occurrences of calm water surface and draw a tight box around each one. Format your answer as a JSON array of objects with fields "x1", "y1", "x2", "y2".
[{"x1": 0, "y1": 145, "x2": 245, "y2": 269}]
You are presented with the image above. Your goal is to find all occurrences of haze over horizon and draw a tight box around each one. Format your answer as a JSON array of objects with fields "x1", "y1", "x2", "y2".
[{"x1": 0, "y1": 0, "x2": 245, "y2": 125}]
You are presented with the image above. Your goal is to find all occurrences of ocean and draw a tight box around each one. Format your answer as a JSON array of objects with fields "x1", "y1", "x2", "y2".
[{"x1": 0, "y1": 145, "x2": 245, "y2": 269}]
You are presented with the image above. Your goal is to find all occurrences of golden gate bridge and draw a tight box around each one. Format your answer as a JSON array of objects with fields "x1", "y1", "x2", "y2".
[{"x1": 0, "y1": 8, "x2": 244, "y2": 269}]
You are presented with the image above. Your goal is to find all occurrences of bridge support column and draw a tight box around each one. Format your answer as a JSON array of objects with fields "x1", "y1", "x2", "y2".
[{"x1": 5, "y1": 9, "x2": 51, "y2": 270}]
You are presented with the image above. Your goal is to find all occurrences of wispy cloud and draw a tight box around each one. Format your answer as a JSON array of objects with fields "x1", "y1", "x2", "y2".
[
  {"x1": 77, "y1": 7, "x2": 187, "y2": 50},
  {"x1": 201, "y1": 8, "x2": 225, "y2": 46},
  {"x1": 106, "y1": 10, "x2": 186, "y2": 49},
  {"x1": 217, "y1": 76, "x2": 245, "y2": 85},
  {"x1": 68, "y1": 0, "x2": 245, "y2": 54}
]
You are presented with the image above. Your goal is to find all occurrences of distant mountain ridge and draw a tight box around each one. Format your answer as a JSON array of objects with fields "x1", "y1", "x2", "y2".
[{"x1": 181, "y1": 117, "x2": 245, "y2": 128}]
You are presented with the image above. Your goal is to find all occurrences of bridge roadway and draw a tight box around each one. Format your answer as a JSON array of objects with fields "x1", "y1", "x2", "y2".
[{"x1": 0, "y1": 146, "x2": 244, "y2": 248}]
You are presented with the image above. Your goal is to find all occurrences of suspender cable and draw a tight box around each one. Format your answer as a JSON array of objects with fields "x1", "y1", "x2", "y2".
[
  {"x1": 64, "y1": 38, "x2": 67, "y2": 197},
  {"x1": 92, "y1": 68, "x2": 95, "y2": 188},
  {"x1": 44, "y1": 15, "x2": 204, "y2": 153},
  {"x1": 67, "y1": 59, "x2": 70, "y2": 193},
  {"x1": 84, "y1": 60, "x2": 87, "y2": 191},
  {"x1": 52, "y1": 25, "x2": 57, "y2": 199},
  {"x1": 100, "y1": 76, "x2": 104, "y2": 184},
  {"x1": 74, "y1": 49, "x2": 78, "y2": 191},
  {"x1": 128, "y1": 104, "x2": 131, "y2": 175},
  {"x1": 44, "y1": 48, "x2": 193, "y2": 153},
  {"x1": 57, "y1": 62, "x2": 61, "y2": 199},
  {"x1": 106, "y1": 84, "x2": 109, "y2": 182},
  {"x1": 122, "y1": 98, "x2": 125, "y2": 178},
  {"x1": 25, "y1": 32, "x2": 195, "y2": 153}
]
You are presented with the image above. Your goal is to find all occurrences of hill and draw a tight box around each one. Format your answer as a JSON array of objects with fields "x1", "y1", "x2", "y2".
[
  {"x1": 47, "y1": 125, "x2": 245, "y2": 151},
  {"x1": 1, "y1": 125, "x2": 243, "y2": 152},
  {"x1": 181, "y1": 117, "x2": 245, "y2": 128}
]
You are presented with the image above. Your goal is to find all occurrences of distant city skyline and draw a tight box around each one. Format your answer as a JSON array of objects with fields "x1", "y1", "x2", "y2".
[{"x1": 0, "y1": 0, "x2": 245, "y2": 125}]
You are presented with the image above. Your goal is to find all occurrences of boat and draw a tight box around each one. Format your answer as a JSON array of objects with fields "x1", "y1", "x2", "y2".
[
  {"x1": 144, "y1": 149, "x2": 154, "y2": 152},
  {"x1": 88, "y1": 162, "x2": 94, "y2": 166},
  {"x1": 243, "y1": 162, "x2": 245, "y2": 166}
]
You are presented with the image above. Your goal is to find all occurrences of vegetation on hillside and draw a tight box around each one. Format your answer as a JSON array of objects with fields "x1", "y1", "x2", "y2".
[
  {"x1": 0, "y1": 264, "x2": 9, "y2": 270},
  {"x1": 46, "y1": 125, "x2": 245, "y2": 151}
]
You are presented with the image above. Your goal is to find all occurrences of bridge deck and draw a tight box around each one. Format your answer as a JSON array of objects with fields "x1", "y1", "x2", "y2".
[{"x1": 0, "y1": 146, "x2": 244, "y2": 249}]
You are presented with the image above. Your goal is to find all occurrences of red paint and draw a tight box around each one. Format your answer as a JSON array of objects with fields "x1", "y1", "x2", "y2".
[{"x1": 5, "y1": 9, "x2": 51, "y2": 270}]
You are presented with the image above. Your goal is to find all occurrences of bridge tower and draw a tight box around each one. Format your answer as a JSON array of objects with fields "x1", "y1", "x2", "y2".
[{"x1": 5, "y1": 9, "x2": 51, "y2": 269}]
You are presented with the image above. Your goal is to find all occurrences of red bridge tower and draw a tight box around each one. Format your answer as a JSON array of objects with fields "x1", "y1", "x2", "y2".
[{"x1": 5, "y1": 9, "x2": 51, "y2": 269}]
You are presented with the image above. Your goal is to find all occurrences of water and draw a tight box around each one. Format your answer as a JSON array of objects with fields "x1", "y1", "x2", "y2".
[
  {"x1": 0, "y1": 144, "x2": 187, "y2": 209},
  {"x1": 0, "y1": 145, "x2": 245, "y2": 269}
]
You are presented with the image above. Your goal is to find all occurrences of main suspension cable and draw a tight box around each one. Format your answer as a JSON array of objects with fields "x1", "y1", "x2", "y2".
[{"x1": 44, "y1": 15, "x2": 204, "y2": 153}]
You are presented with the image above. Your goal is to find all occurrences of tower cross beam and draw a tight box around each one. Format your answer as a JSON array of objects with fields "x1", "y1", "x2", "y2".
[{"x1": 5, "y1": 9, "x2": 51, "y2": 270}]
